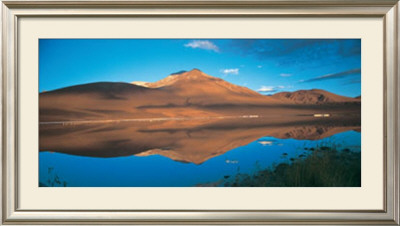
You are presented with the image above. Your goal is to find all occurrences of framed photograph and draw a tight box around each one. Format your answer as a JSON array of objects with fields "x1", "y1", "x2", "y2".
[{"x1": 1, "y1": 0, "x2": 399, "y2": 224}]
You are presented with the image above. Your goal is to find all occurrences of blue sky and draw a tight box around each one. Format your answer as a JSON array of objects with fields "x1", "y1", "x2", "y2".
[{"x1": 39, "y1": 39, "x2": 361, "y2": 97}]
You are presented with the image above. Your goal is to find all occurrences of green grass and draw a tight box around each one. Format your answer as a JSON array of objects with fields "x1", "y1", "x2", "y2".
[{"x1": 225, "y1": 146, "x2": 361, "y2": 187}]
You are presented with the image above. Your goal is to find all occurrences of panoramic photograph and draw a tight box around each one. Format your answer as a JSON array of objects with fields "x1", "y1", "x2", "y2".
[{"x1": 39, "y1": 39, "x2": 361, "y2": 187}]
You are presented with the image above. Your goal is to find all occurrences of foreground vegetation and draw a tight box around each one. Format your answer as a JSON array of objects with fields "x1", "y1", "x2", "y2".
[
  {"x1": 224, "y1": 146, "x2": 361, "y2": 187},
  {"x1": 39, "y1": 166, "x2": 68, "y2": 187}
]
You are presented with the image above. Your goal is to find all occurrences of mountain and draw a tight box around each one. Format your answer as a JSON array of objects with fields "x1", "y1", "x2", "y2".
[
  {"x1": 39, "y1": 69, "x2": 360, "y2": 122},
  {"x1": 40, "y1": 69, "x2": 280, "y2": 122},
  {"x1": 143, "y1": 69, "x2": 280, "y2": 104},
  {"x1": 271, "y1": 89, "x2": 361, "y2": 104},
  {"x1": 134, "y1": 69, "x2": 275, "y2": 100}
]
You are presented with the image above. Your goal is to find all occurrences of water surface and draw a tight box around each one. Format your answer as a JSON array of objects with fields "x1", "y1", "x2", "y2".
[{"x1": 39, "y1": 117, "x2": 361, "y2": 187}]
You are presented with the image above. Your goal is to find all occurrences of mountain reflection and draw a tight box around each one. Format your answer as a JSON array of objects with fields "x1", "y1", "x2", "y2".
[{"x1": 39, "y1": 116, "x2": 360, "y2": 164}]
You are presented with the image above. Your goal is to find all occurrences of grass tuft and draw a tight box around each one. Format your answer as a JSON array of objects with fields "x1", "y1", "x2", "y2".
[{"x1": 225, "y1": 146, "x2": 361, "y2": 187}]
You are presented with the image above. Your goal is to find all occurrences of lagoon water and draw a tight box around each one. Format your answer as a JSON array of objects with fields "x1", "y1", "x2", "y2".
[{"x1": 39, "y1": 121, "x2": 360, "y2": 187}]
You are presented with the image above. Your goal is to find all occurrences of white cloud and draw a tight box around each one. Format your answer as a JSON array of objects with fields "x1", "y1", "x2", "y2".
[
  {"x1": 257, "y1": 85, "x2": 286, "y2": 93},
  {"x1": 221, "y1": 68, "x2": 239, "y2": 75},
  {"x1": 280, "y1": 73, "x2": 292, "y2": 77},
  {"x1": 257, "y1": 86, "x2": 276, "y2": 92},
  {"x1": 184, "y1": 40, "x2": 219, "y2": 52}
]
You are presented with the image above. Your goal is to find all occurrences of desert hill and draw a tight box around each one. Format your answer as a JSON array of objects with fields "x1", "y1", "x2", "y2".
[
  {"x1": 40, "y1": 69, "x2": 360, "y2": 122},
  {"x1": 272, "y1": 89, "x2": 360, "y2": 104}
]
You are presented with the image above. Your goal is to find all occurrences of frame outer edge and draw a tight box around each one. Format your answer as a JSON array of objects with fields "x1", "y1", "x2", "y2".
[
  {"x1": 395, "y1": 2, "x2": 400, "y2": 225},
  {"x1": 0, "y1": 0, "x2": 398, "y2": 7},
  {"x1": 1, "y1": 0, "x2": 400, "y2": 225},
  {"x1": 0, "y1": 1, "x2": 3, "y2": 225},
  {"x1": 385, "y1": 2, "x2": 400, "y2": 225},
  {"x1": 1, "y1": 1, "x2": 7, "y2": 223},
  {"x1": 2, "y1": 2, "x2": 17, "y2": 224}
]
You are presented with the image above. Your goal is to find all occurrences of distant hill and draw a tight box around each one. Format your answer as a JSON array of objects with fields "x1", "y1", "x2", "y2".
[{"x1": 272, "y1": 89, "x2": 361, "y2": 104}]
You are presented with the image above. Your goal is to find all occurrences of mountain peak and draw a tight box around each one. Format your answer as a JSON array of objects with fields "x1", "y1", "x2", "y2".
[
  {"x1": 189, "y1": 68, "x2": 202, "y2": 72},
  {"x1": 170, "y1": 68, "x2": 203, "y2": 76},
  {"x1": 164, "y1": 68, "x2": 213, "y2": 81},
  {"x1": 184, "y1": 68, "x2": 214, "y2": 79},
  {"x1": 132, "y1": 69, "x2": 212, "y2": 89}
]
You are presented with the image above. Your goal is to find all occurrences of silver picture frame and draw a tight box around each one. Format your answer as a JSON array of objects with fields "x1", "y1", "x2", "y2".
[{"x1": 1, "y1": 0, "x2": 399, "y2": 224}]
